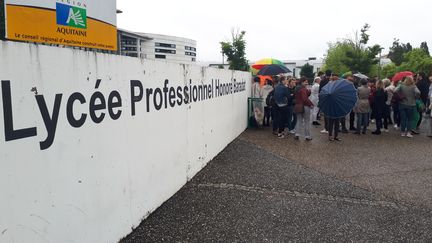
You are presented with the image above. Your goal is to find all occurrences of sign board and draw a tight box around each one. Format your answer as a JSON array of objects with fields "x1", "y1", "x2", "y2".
[{"x1": 3, "y1": 0, "x2": 117, "y2": 51}]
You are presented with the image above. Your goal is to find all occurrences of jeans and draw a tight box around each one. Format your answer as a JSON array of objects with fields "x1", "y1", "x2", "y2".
[
  {"x1": 375, "y1": 109, "x2": 383, "y2": 131},
  {"x1": 275, "y1": 105, "x2": 288, "y2": 133},
  {"x1": 356, "y1": 113, "x2": 369, "y2": 133},
  {"x1": 383, "y1": 105, "x2": 391, "y2": 129},
  {"x1": 399, "y1": 104, "x2": 415, "y2": 132},
  {"x1": 295, "y1": 107, "x2": 311, "y2": 138},
  {"x1": 284, "y1": 106, "x2": 294, "y2": 130},
  {"x1": 349, "y1": 111, "x2": 356, "y2": 129},
  {"x1": 328, "y1": 118, "x2": 340, "y2": 138},
  {"x1": 392, "y1": 103, "x2": 400, "y2": 127},
  {"x1": 264, "y1": 106, "x2": 272, "y2": 126}
]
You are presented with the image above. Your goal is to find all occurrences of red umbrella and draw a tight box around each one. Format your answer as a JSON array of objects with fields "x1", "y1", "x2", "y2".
[{"x1": 392, "y1": 71, "x2": 414, "y2": 82}]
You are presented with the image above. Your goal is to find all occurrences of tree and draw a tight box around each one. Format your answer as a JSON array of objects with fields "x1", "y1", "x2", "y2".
[
  {"x1": 400, "y1": 48, "x2": 432, "y2": 75},
  {"x1": 381, "y1": 63, "x2": 397, "y2": 79},
  {"x1": 388, "y1": 39, "x2": 411, "y2": 66},
  {"x1": 220, "y1": 29, "x2": 249, "y2": 71},
  {"x1": 420, "y1": 41, "x2": 430, "y2": 56},
  {"x1": 322, "y1": 42, "x2": 352, "y2": 75},
  {"x1": 323, "y1": 23, "x2": 380, "y2": 76},
  {"x1": 300, "y1": 63, "x2": 314, "y2": 79}
]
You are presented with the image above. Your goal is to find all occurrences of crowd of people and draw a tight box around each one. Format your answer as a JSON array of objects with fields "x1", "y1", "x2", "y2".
[{"x1": 252, "y1": 70, "x2": 432, "y2": 141}]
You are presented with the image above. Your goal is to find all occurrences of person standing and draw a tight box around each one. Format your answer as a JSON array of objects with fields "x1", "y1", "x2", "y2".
[
  {"x1": 294, "y1": 77, "x2": 314, "y2": 141},
  {"x1": 383, "y1": 79, "x2": 394, "y2": 132},
  {"x1": 353, "y1": 79, "x2": 371, "y2": 134},
  {"x1": 395, "y1": 76, "x2": 420, "y2": 138},
  {"x1": 287, "y1": 78, "x2": 297, "y2": 133},
  {"x1": 416, "y1": 72, "x2": 431, "y2": 129},
  {"x1": 327, "y1": 73, "x2": 342, "y2": 141},
  {"x1": 273, "y1": 76, "x2": 293, "y2": 138},
  {"x1": 310, "y1": 77, "x2": 321, "y2": 126},
  {"x1": 372, "y1": 80, "x2": 387, "y2": 135},
  {"x1": 262, "y1": 79, "x2": 274, "y2": 126},
  {"x1": 319, "y1": 70, "x2": 332, "y2": 133},
  {"x1": 345, "y1": 74, "x2": 357, "y2": 131},
  {"x1": 391, "y1": 80, "x2": 401, "y2": 129}
]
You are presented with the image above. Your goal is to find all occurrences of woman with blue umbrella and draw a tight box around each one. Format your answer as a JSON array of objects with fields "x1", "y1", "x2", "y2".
[{"x1": 319, "y1": 73, "x2": 357, "y2": 141}]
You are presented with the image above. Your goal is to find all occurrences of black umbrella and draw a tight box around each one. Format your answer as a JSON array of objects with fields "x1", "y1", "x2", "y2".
[{"x1": 256, "y1": 64, "x2": 291, "y2": 76}]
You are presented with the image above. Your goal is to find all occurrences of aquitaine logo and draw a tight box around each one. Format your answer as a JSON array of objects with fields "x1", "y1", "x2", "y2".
[{"x1": 56, "y1": 2, "x2": 87, "y2": 29}]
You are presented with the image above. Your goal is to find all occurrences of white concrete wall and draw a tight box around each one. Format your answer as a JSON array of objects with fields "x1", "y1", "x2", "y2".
[{"x1": 0, "y1": 41, "x2": 251, "y2": 243}]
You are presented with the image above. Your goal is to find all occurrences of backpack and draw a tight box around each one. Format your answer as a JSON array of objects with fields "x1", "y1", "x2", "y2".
[{"x1": 266, "y1": 90, "x2": 275, "y2": 107}]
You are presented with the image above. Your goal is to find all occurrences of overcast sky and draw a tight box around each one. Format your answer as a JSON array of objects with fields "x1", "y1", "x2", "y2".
[{"x1": 117, "y1": 0, "x2": 430, "y2": 63}]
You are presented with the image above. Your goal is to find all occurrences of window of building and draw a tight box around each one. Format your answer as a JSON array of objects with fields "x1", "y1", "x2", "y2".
[
  {"x1": 155, "y1": 54, "x2": 166, "y2": 59},
  {"x1": 122, "y1": 46, "x2": 137, "y2": 51},
  {"x1": 155, "y1": 42, "x2": 176, "y2": 48},
  {"x1": 126, "y1": 53, "x2": 138, "y2": 57},
  {"x1": 192, "y1": 58, "x2": 196, "y2": 62},
  {"x1": 185, "y1": 51, "x2": 196, "y2": 57},
  {"x1": 185, "y1": 46, "x2": 196, "y2": 51},
  {"x1": 155, "y1": 49, "x2": 176, "y2": 54}
]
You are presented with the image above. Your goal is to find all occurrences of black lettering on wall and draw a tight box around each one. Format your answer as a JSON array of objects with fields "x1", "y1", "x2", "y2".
[
  {"x1": 66, "y1": 92, "x2": 87, "y2": 128},
  {"x1": 108, "y1": 91, "x2": 122, "y2": 120},
  {"x1": 130, "y1": 80, "x2": 143, "y2": 116},
  {"x1": 153, "y1": 88, "x2": 163, "y2": 110},
  {"x1": 89, "y1": 91, "x2": 106, "y2": 123},
  {"x1": 1, "y1": 80, "x2": 37, "y2": 141},
  {"x1": 35, "y1": 94, "x2": 62, "y2": 150}
]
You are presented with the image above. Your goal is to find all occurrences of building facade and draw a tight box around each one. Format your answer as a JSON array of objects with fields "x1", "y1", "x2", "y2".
[{"x1": 118, "y1": 29, "x2": 197, "y2": 64}]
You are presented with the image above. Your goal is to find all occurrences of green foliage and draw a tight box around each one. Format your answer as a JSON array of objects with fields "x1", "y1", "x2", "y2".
[
  {"x1": 323, "y1": 23, "x2": 380, "y2": 76},
  {"x1": 300, "y1": 63, "x2": 314, "y2": 79},
  {"x1": 322, "y1": 42, "x2": 351, "y2": 75},
  {"x1": 381, "y1": 63, "x2": 397, "y2": 79},
  {"x1": 220, "y1": 30, "x2": 249, "y2": 71},
  {"x1": 401, "y1": 48, "x2": 432, "y2": 75}
]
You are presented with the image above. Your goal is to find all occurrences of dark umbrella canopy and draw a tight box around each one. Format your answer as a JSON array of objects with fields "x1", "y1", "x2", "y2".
[
  {"x1": 318, "y1": 79, "x2": 357, "y2": 118},
  {"x1": 256, "y1": 64, "x2": 291, "y2": 76}
]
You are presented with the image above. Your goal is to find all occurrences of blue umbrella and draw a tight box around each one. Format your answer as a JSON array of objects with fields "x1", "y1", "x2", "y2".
[
  {"x1": 318, "y1": 79, "x2": 357, "y2": 118},
  {"x1": 256, "y1": 64, "x2": 291, "y2": 76}
]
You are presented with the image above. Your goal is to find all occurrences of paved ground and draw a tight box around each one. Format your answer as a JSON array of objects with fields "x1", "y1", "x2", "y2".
[{"x1": 121, "y1": 124, "x2": 432, "y2": 242}]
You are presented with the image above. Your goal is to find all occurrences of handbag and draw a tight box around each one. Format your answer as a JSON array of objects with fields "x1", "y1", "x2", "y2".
[{"x1": 294, "y1": 103, "x2": 304, "y2": 113}]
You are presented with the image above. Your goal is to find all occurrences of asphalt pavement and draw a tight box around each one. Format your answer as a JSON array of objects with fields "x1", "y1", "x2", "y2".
[{"x1": 121, "y1": 124, "x2": 432, "y2": 242}]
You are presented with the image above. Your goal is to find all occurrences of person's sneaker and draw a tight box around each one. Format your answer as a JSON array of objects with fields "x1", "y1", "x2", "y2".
[
  {"x1": 294, "y1": 135, "x2": 299, "y2": 140},
  {"x1": 394, "y1": 124, "x2": 399, "y2": 129},
  {"x1": 371, "y1": 119, "x2": 375, "y2": 123},
  {"x1": 334, "y1": 137, "x2": 342, "y2": 141},
  {"x1": 411, "y1": 130, "x2": 420, "y2": 135},
  {"x1": 372, "y1": 130, "x2": 381, "y2": 135},
  {"x1": 277, "y1": 133, "x2": 285, "y2": 138},
  {"x1": 401, "y1": 133, "x2": 406, "y2": 137},
  {"x1": 289, "y1": 130, "x2": 296, "y2": 134},
  {"x1": 321, "y1": 129, "x2": 329, "y2": 134},
  {"x1": 305, "y1": 137, "x2": 313, "y2": 141},
  {"x1": 406, "y1": 132, "x2": 413, "y2": 138},
  {"x1": 312, "y1": 121, "x2": 321, "y2": 126}
]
